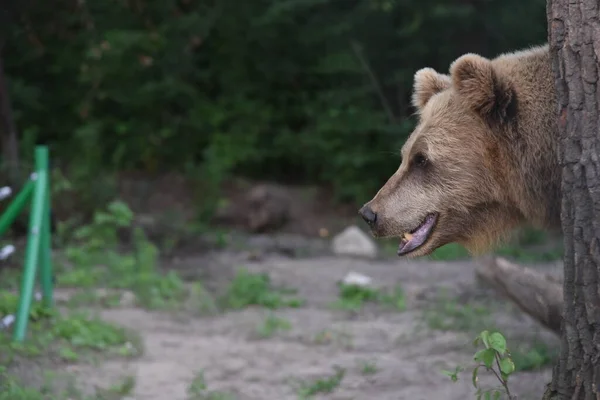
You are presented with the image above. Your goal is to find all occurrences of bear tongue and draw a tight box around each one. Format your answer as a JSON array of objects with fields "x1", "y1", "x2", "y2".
[{"x1": 397, "y1": 215, "x2": 436, "y2": 255}]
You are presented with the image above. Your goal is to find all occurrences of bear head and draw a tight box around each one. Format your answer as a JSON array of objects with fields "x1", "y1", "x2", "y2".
[{"x1": 359, "y1": 53, "x2": 528, "y2": 257}]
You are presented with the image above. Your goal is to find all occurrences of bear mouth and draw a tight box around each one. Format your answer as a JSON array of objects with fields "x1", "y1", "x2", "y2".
[{"x1": 397, "y1": 213, "x2": 438, "y2": 256}]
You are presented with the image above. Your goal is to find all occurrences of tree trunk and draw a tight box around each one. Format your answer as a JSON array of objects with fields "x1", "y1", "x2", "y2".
[
  {"x1": 545, "y1": 0, "x2": 600, "y2": 398},
  {"x1": 475, "y1": 257, "x2": 563, "y2": 336}
]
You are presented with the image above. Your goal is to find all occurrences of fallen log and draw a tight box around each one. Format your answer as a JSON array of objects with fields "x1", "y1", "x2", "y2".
[{"x1": 475, "y1": 256, "x2": 563, "y2": 336}]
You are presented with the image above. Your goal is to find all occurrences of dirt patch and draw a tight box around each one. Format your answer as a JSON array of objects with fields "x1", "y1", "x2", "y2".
[{"x1": 63, "y1": 253, "x2": 557, "y2": 400}]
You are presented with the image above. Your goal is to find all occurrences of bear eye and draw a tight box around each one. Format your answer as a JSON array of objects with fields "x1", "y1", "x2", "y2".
[{"x1": 413, "y1": 152, "x2": 428, "y2": 167}]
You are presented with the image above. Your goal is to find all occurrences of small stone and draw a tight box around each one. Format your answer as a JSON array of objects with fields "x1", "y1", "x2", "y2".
[
  {"x1": 331, "y1": 225, "x2": 378, "y2": 258},
  {"x1": 341, "y1": 272, "x2": 373, "y2": 287},
  {"x1": 120, "y1": 290, "x2": 136, "y2": 307}
]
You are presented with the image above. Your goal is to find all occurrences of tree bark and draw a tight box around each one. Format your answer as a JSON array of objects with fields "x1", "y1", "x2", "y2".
[
  {"x1": 545, "y1": 0, "x2": 600, "y2": 398},
  {"x1": 475, "y1": 257, "x2": 563, "y2": 336}
]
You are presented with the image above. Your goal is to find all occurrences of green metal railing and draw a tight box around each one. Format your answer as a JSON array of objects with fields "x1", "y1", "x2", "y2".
[{"x1": 0, "y1": 146, "x2": 53, "y2": 342}]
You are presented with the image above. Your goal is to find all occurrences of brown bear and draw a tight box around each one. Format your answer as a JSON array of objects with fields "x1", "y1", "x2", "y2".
[{"x1": 359, "y1": 44, "x2": 561, "y2": 257}]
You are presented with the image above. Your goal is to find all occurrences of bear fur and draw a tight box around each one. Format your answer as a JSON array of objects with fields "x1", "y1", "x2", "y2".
[{"x1": 359, "y1": 44, "x2": 560, "y2": 257}]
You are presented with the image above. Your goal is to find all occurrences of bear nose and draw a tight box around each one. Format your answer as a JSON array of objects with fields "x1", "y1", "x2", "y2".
[{"x1": 359, "y1": 205, "x2": 377, "y2": 227}]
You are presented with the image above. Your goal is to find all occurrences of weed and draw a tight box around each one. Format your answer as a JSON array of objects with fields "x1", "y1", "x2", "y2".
[
  {"x1": 331, "y1": 283, "x2": 406, "y2": 312},
  {"x1": 219, "y1": 269, "x2": 304, "y2": 310},
  {"x1": 107, "y1": 375, "x2": 136, "y2": 396},
  {"x1": 0, "y1": 292, "x2": 54, "y2": 322},
  {"x1": 255, "y1": 314, "x2": 291, "y2": 339},
  {"x1": 56, "y1": 201, "x2": 187, "y2": 310},
  {"x1": 0, "y1": 372, "x2": 47, "y2": 400},
  {"x1": 297, "y1": 366, "x2": 345, "y2": 398},
  {"x1": 50, "y1": 312, "x2": 139, "y2": 358},
  {"x1": 443, "y1": 330, "x2": 517, "y2": 399},
  {"x1": 0, "y1": 309, "x2": 140, "y2": 368},
  {"x1": 358, "y1": 360, "x2": 378, "y2": 375},
  {"x1": 187, "y1": 371, "x2": 235, "y2": 400},
  {"x1": 424, "y1": 297, "x2": 492, "y2": 333},
  {"x1": 187, "y1": 282, "x2": 219, "y2": 315}
]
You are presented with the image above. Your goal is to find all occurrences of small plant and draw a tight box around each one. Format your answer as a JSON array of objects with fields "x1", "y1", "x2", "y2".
[
  {"x1": 358, "y1": 360, "x2": 378, "y2": 375},
  {"x1": 424, "y1": 297, "x2": 491, "y2": 332},
  {"x1": 442, "y1": 330, "x2": 516, "y2": 399},
  {"x1": 57, "y1": 200, "x2": 187, "y2": 310},
  {"x1": 187, "y1": 282, "x2": 219, "y2": 316},
  {"x1": 0, "y1": 308, "x2": 141, "y2": 369},
  {"x1": 0, "y1": 292, "x2": 54, "y2": 322},
  {"x1": 51, "y1": 312, "x2": 134, "y2": 353},
  {"x1": 332, "y1": 283, "x2": 406, "y2": 311},
  {"x1": 94, "y1": 375, "x2": 137, "y2": 398},
  {"x1": 0, "y1": 371, "x2": 46, "y2": 400},
  {"x1": 255, "y1": 314, "x2": 291, "y2": 339},
  {"x1": 187, "y1": 371, "x2": 234, "y2": 400},
  {"x1": 219, "y1": 269, "x2": 304, "y2": 310},
  {"x1": 297, "y1": 366, "x2": 346, "y2": 398}
]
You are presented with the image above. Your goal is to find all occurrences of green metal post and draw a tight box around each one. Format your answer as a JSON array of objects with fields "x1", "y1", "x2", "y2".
[
  {"x1": 38, "y1": 147, "x2": 53, "y2": 307},
  {"x1": 0, "y1": 180, "x2": 34, "y2": 237},
  {"x1": 13, "y1": 148, "x2": 48, "y2": 342}
]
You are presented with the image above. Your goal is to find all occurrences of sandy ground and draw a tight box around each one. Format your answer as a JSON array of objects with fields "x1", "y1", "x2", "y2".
[{"x1": 61, "y1": 250, "x2": 558, "y2": 400}]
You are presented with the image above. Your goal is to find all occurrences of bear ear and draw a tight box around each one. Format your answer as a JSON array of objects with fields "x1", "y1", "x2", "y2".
[
  {"x1": 450, "y1": 53, "x2": 515, "y2": 121},
  {"x1": 411, "y1": 68, "x2": 452, "y2": 110}
]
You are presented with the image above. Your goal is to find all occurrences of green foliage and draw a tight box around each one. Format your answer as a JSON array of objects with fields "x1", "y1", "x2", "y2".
[
  {"x1": 0, "y1": 371, "x2": 47, "y2": 400},
  {"x1": 4, "y1": 0, "x2": 548, "y2": 208},
  {"x1": 255, "y1": 313, "x2": 292, "y2": 339},
  {"x1": 0, "y1": 309, "x2": 140, "y2": 368},
  {"x1": 0, "y1": 292, "x2": 54, "y2": 322},
  {"x1": 443, "y1": 330, "x2": 517, "y2": 400},
  {"x1": 57, "y1": 200, "x2": 186, "y2": 310},
  {"x1": 358, "y1": 360, "x2": 378, "y2": 375},
  {"x1": 187, "y1": 371, "x2": 235, "y2": 400},
  {"x1": 219, "y1": 269, "x2": 304, "y2": 310},
  {"x1": 50, "y1": 313, "x2": 132, "y2": 354},
  {"x1": 297, "y1": 366, "x2": 346, "y2": 398},
  {"x1": 424, "y1": 297, "x2": 491, "y2": 332},
  {"x1": 332, "y1": 282, "x2": 406, "y2": 311}
]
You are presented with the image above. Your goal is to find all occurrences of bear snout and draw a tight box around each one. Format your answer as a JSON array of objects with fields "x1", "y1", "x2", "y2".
[{"x1": 358, "y1": 205, "x2": 378, "y2": 228}]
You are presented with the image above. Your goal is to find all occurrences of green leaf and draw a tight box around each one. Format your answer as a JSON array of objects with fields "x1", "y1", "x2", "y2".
[
  {"x1": 472, "y1": 366, "x2": 479, "y2": 388},
  {"x1": 493, "y1": 391, "x2": 502, "y2": 400},
  {"x1": 441, "y1": 370, "x2": 456, "y2": 382},
  {"x1": 474, "y1": 348, "x2": 496, "y2": 369},
  {"x1": 499, "y1": 357, "x2": 515, "y2": 376},
  {"x1": 441, "y1": 366, "x2": 462, "y2": 382},
  {"x1": 489, "y1": 332, "x2": 507, "y2": 355},
  {"x1": 484, "y1": 391, "x2": 492, "y2": 400},
  {"x1": 479, "y1": 330, "x2": 491, "y2": 349}
]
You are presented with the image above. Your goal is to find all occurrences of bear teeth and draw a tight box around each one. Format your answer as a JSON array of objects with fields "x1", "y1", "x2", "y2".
[{"x1": 403, "y1": 233, "x2": 414, "y2": 241}]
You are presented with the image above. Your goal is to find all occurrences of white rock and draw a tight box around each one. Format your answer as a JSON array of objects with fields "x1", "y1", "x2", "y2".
[
  {"x1": 331, "y1": 225, "x2": 378, "y2": 258},
  {"x1": 341, "y1": 271, "x2": 373, "y2": 287}
]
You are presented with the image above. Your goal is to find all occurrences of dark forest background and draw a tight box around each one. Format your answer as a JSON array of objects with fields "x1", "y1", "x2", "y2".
[{"x1": 0, "y1": 0, "x2": 549, "y2": 227}]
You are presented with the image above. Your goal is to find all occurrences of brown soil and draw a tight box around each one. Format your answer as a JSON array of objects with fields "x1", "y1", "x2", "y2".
[{"x1": 62, "y1": 250, "x2": 558, "y2": 400}]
